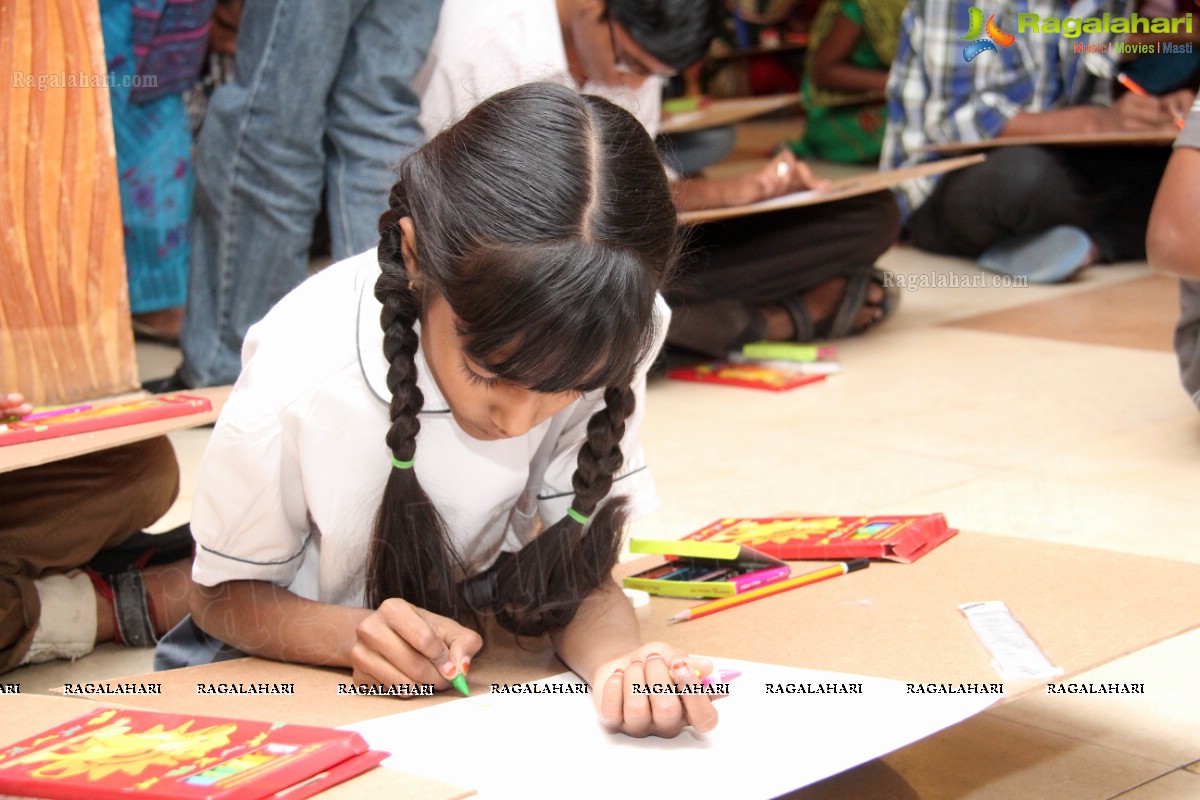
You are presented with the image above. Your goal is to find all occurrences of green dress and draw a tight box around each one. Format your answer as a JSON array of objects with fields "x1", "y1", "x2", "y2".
[{"x1": 790, "y1": 0, "x2": 897, "y2": 164}]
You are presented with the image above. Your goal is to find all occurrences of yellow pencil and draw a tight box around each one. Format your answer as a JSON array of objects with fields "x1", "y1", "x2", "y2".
[{"x1": 667, "y1": 559, "x2": 870, "y2": 623}]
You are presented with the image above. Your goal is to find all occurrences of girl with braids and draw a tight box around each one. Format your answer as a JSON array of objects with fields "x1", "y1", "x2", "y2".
[{"x1": 154, "y1": 82, "x2": 720, "y2": 738}]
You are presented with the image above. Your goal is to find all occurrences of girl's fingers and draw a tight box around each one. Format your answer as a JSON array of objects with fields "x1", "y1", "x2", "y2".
[
  {"x1": 360, "y1": 599, "x2": 447, "y2": 685},
  {"x1": 688, "y1": 655, "x2": 714, "y2": 680},
  {"x1": 598, "y1": 668, "x2": 626, "y2": 730},
  {"x1": 792, "y1": 160, "x2": 829, "y2": 191},
  {"x1": 621, "y1": 660, "x2": 653, "y2": 737},
  {"x1": 667, "y1": 657, "x2": 720, "y2": 734},
  {"x1": 350, "y1": 640, "x2": 414, "y2": 688},
  {"x1": 350, "y1": 664, "x2": 382, "y2": 687},
  {"x1": 357, "y1": 599, "x2": 481, "y2": 695},
  {"x1": 431, "y1": 614, "x2": 484, "y2": 676},
  {"x1": 643, "y1": 654, "x2": 684, "y2": 731},
  {"x1": 2, "y1": 392, "x2": 31, "y2": 417},
  {"x1": 761, "y1": 153, "x2": 827, "y2": 198}
]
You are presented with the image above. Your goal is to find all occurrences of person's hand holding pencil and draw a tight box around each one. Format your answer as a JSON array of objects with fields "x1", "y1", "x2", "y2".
[
  {"x1": 1, "y1": 392, "x2": 33, "y2": 422},
  {"x1": 1113, "y1": 74, "x2": 1193, "y2": 131},
  {"x1": 351, "y1": 597, "x2": 481, "y2": 697},
  {"x1": 592, "y1": 642, "x2": 720, "y2": 738}
]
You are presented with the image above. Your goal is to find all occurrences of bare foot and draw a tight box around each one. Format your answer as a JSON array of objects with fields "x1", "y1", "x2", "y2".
[{"x1": 761, "y1": 276, "x2": 886, "y2": 341}]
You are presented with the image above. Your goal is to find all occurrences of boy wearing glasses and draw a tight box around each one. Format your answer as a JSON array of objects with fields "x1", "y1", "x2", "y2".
[{"x1": 416, "y1": 0, "x2": 902, "y2": 358}]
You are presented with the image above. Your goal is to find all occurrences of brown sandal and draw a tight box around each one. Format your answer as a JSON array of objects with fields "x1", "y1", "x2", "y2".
[{"x1": 779, "y1": 268, "x2": 898, "y2": 341}]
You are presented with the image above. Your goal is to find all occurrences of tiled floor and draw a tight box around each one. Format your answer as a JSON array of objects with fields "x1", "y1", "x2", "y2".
[{"x1": 8, "y1": 119, "x2": 1200, "y2": 798}]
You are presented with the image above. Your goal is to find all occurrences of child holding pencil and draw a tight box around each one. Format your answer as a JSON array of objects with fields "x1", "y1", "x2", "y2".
[
  {"x1": 884, "y1": 0, "x2": 1194, "y2": 284},
  {"x1": 154, "y1": 83, "x2": 719, "y2": 738}
]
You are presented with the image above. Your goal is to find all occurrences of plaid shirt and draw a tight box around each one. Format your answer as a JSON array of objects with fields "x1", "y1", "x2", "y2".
[{"x1": 882, "y1": 0, "x2": 1127, "y2": 218}]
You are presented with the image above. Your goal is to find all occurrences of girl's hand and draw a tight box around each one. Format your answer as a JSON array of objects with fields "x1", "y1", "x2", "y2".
[
  {"x1": 2, "y1": 392, "x2": 32, "y2": 419},
  {"x1": 592, "y1": 642, "x2": 720, "y2": 737},
  {"x1": 350, "y1": 598, "x2": 483, "y2": 694},
  {"x1": 731, "y1": 151, "x2": 831, "y2": 206}
]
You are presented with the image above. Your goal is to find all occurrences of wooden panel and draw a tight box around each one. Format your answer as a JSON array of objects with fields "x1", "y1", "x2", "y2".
[{"x1": 0, "y1": 0, "x2": 138, "y2": 405}]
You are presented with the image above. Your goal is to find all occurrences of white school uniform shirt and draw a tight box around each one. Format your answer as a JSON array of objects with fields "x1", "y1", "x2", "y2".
[
  {"x1": 190, "y1": 250, "x2": 665, "y2": 607},
  {"x1": 413, "y1": 0, "x2": 664, "y2": 138}
]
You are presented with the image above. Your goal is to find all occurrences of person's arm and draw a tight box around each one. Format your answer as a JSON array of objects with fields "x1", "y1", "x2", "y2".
[
  {"x1": 1148, "y1": 99, "x2": 1200, "y2": 279},
  {"x1": 191, "y1": 579, "x2": 368, "y2": 667},
  {"x1": 671, "y1": 150, "x2": 830, "y2": 211},
  {"x1": 549, "y1": 578, "x2": 641, "y2": 684},
  {"x1": 811, "y1": 11, "x2": 888, "y2": 94},
  {"x1": 550, "y1": 578, "x2": 719, "y2": 738},
  {"x1": 192, "y1": 580, "x2": 483, "y2": 689},
  {"x1": 999, "y1": 88, "x2": 1194, "y2": 137},
  {"x1": 896, "y1": 1, "x2": 1163, "y2": 146}
]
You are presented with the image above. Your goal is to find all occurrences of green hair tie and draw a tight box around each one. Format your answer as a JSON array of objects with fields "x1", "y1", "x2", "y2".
[
  {"x1": 567, "y1": 507, "x2": 590, "y2": 525},
  {"x1": 390, "y1": 455, "x2": 414, "y2": 470}
]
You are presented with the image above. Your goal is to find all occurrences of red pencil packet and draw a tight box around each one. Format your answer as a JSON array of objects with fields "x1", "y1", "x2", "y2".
[
  {"x1": 665, "y1": 361, "x2": 826, "y2": 391},
  {"x1": 682, "y1": 514, "x2": 959, "y2": 563},
  {"x1": 0, "y1": 707, "x2": 386, "y2": 800}
]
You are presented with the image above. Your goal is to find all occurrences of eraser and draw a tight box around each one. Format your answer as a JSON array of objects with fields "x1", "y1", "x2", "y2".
[{"x1": 622, "y1": 588, "x2": 650, "y2": 609}]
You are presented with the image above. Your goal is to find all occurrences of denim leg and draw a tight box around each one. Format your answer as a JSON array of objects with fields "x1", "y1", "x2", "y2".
[
  {"x1": 153, "y1": 615, "x2": 246, "y2": 671},
  {"x1": 179, "y1": 0, "x2": 370, "y2": 386},
  {"x1": 324, "y1": 0, "x2": 440, "y2": 260},
  {"x1": 656, "y1": 126, "x2": 737, "y2": 178}
]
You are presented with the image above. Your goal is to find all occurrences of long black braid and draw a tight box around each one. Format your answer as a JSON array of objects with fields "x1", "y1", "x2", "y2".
[{"x1": 365, "y1": 83, "x2": 679, "y2": 636}]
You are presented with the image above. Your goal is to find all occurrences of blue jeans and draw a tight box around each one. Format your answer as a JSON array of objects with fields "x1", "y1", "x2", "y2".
[
  {"x1": 179, "y1": 0, "x2": 440, "y2": 387},
  {"x1": 656, "y1": 126, "x2": 736, "y2": 177}
]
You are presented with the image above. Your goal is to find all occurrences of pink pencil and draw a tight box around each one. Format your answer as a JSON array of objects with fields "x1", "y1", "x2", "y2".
[{"x1": 21, "y1": 405, "x2": 92, "y2": 421}]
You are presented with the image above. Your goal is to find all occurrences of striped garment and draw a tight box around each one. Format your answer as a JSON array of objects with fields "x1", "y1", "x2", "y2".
[{"x1": 881, "y1": 0, "x2": 1128, "y2": 219}]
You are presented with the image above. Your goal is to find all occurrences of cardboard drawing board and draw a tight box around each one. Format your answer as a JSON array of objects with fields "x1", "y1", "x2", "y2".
[
  {"x1": 923, "y1": 130, "x2": 1177, "y2": 153},
  {"x1": 659, "y1": 93, "x2": 800, "y2": 134},
  {"x1": 14, "y1": 531, "x2": 1200, "y2": 797},
  {"x1": 0, "y1": 386, "x2": 230, "y2": 473},
  {"x1": 677, "y1": 154, "x2": 985, "y2": 225}
]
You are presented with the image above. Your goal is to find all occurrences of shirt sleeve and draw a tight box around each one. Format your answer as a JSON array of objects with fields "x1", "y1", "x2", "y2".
[
  {"x1": 1176, "y1": 280, "x2": 1200, "y2": 409},
  {"x1": 1177, "y1": 95, "x2": 1200, "y2": 149},
  {"x1": 188, "y1": 333, "x2": 313, "y2": 589},
  {"x1": 883, "y1": 0, "x2": 1075, "y2": 216},
  {"x1": 913, "y1": 2, "x2": 1033, "y2": 147}
]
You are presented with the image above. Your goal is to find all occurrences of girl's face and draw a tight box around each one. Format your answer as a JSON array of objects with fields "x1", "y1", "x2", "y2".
[
  {"x1": 398, "y1": 216, "x2": 582, "y2": 441},
  {"x1": 420, "y1": 291, "x2": 581, "y2": 441}
]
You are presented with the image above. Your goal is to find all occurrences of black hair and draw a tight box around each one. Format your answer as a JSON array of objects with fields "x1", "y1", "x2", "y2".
[
  {"x1": 608, "y1": 0, "x2": 721, "y2": 71},
  {"x1": 369, "y1": 82, "x2": 679, "y2": 637}
]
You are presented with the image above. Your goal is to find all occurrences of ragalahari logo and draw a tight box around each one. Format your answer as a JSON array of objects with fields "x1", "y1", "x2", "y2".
[{"x1": 962, "y1": 6, "x2": 1016, "y2": 61}]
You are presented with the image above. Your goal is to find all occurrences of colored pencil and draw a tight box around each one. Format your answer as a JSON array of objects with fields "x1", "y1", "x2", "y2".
[
  {"x1": 1117, "y1": 72, "x2": 1186, "y2": 129},
  {"x1": 667, "y1": 559, "x2": 870, "y2": 622}
]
